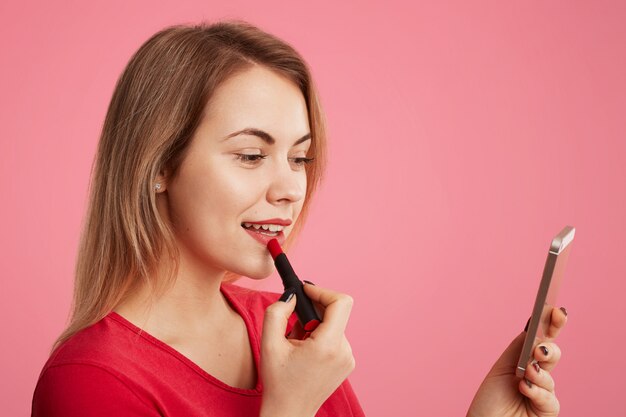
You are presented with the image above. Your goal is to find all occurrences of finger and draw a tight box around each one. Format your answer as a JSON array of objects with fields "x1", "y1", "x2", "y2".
[
  {"x1": 262, "y1": 292, "x2": 297, "y2": 351},
  {"x1": 525, "y1": 360, "x2": 555, "y2": 393},
  {"x1": 302, "y1": 283, "x2": 353, "y2": 340},
  {"x1": 301, "y1": 283, "x2": 327, "y2": 319},
  {"x1": 533, "y1": 342, "x2": 562, "y2": 373},
  {"x1": 311, "y1": 298, "x2": 326, "y2": 321},
  {"x1": 518, "y1": 378, "x2": 560, "y2": 415},
  {"x1": 545, "y1": 306, "x2": 568, "y2": 340}
]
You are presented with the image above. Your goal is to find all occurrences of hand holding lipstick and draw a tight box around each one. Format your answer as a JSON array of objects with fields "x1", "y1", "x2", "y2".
[{"x1": 260, "y1": 283, "x2": 355, "y2": 417}]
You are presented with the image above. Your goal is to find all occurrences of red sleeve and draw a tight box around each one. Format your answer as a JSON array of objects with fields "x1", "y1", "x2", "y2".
[
  {"x1": 341, "y1": 379, "x2": 366, "y2": 417},
  {"x1": 31, "y1": 363, "x2": 160, "y2": 417}
]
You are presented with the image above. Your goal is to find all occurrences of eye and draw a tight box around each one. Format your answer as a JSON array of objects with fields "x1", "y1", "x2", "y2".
[
  {"x1": 290, "y1": 157, "x2": 315, "y2": 167},
  {"x1": 234, "y1": 153, "x2": 268, "y2": 165}
]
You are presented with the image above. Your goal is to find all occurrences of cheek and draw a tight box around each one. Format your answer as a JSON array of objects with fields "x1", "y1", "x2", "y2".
[
  {"x1": 295, "y1": 174, "x2": 307, "y2": 214},
  {"x1": 170, "y1": 159, "x2": 265, "y2": 232},
  {"x1": 204, "y1": 171, "x2": 253, "y2": 215}
]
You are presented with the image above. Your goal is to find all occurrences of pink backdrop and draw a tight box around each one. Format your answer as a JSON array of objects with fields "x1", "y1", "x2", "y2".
[{"x1": 2, "y1": 1, "x2": 625, "y2": 416}]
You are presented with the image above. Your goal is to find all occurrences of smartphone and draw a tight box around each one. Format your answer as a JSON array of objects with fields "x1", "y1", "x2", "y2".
[{"x1": 516, "y1": 225, "x2": 575, "y2": 378}]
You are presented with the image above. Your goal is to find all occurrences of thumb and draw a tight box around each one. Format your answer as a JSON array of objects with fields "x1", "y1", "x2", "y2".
[{"x1": 262, "y1": 289, "x2": 297, "y2": 347}]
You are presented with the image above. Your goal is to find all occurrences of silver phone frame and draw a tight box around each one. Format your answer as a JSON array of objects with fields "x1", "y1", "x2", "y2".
[{"x1": 515, "y1": 225, "x2": 575, "y2": 378}]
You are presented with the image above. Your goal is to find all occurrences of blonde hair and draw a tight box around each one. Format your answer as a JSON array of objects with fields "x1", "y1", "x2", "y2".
[{"x1": 53, "y1": 20, "x2": 327, "y2": 351}]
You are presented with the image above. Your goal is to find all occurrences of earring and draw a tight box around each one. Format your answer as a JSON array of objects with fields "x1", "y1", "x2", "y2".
[{"x1": 154, "y1": 183, "x2": 162, "y2": 191}]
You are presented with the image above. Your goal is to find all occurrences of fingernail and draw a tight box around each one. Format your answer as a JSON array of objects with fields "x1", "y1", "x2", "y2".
[
  {"x1": 524, "y1": 317, "x2": 531, "y2": 332},
  {"x1": 525, "y1": 378, "x2": 532, "y2": 388},
  {"x1": 303, "y1": 280, "x2": 316, "y2": 286},
  {"x1": 533, "y1": 362, "x2": 541, "y2": 374},
  {"x1": 560, "y1": 306, "x2": 568, "y2": 317},
  {"x1": 279, "y1": 287, "x2": 296, "y2": 302},
  {"x1": 540, "y1": 345, "x2": 549, "y2": 356}
]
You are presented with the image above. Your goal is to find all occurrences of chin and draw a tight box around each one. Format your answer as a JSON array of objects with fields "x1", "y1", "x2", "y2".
[
  {"x1": 228, "y1": 258, "x2": 275, "y2": 281},
  {"x1": 244, "y1": 266, "x2": 275, "y2": 280}
]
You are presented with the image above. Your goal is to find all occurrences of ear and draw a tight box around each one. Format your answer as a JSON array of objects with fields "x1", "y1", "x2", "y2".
[{"x1": 154, "y1": 168, "x2": 170, "y2": 193}]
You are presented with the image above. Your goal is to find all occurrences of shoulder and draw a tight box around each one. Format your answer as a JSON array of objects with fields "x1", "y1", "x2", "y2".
[
  {"x1": 40, "y1": 314, "x2": 143, "y2": 370},
  {"x1": 32, "y1": 315, "x2": 161, "y2": 416},
  {"x1": 32, "y1": 361, "x2": 158, "y2": 416}
]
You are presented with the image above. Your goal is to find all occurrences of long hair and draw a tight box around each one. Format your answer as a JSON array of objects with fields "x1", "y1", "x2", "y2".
[{"x1": 53, "y1": 20, "x2": 327, "y2": 351}]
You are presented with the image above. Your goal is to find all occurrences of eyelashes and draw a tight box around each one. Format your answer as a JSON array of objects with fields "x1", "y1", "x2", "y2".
[
  {"x1": 292, "y1": 157, "x2": 315, "y2": 166},
  {"x1": 234, "y1": 153, "x2": 315, "y2": 167},
  {"x1": 235, "y1": 154, "x2": 268, "y2": 163}
]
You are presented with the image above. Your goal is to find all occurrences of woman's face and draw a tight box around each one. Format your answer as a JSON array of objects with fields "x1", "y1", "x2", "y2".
[{"x1": 160, "y1": 65, "x2": 311, "y2": 279}]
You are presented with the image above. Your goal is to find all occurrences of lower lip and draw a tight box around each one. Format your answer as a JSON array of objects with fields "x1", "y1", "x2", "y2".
[{"x1": 243, "y1": 227, "x2": 286, "y2": 247}]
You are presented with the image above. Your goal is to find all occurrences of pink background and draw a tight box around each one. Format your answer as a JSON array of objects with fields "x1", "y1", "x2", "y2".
[{"x1": 2, "y1": 1, "x2": 625, "y2": 416}]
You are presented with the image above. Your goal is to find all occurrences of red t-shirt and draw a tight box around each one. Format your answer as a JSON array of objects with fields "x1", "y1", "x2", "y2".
[{"x1": 32, "y1": 283, "x2": 364, "y2": 416}]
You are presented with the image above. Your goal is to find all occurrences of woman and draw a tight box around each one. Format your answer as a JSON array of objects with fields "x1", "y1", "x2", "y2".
[{"x1": 31, "y1": 20, "x2": 567, "y2": 417}]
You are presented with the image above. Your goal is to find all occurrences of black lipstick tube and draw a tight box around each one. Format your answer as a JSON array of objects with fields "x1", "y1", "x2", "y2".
[{"x1": 272, "y1": 251, "x2": 321, "y2": 332}]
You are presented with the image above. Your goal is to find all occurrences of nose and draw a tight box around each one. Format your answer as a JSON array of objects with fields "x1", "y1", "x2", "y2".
[{"x1": 266, "y1": 159, "x2": 306, "y2": 205}]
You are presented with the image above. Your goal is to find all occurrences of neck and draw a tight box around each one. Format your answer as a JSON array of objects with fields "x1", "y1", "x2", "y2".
[{"x1": 114, "y1": 245, "x2": 235, "y2": 341}]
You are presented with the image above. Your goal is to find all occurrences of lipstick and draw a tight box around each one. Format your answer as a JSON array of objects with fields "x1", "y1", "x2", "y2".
[{"x1": 267, "y1": 239, "x2": 321, "y2": 333}]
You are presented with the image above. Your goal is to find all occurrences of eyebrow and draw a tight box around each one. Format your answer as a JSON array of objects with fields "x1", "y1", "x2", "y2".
[{"x1": 223, "y1": 128, "x2": 311, "y2": 146}]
